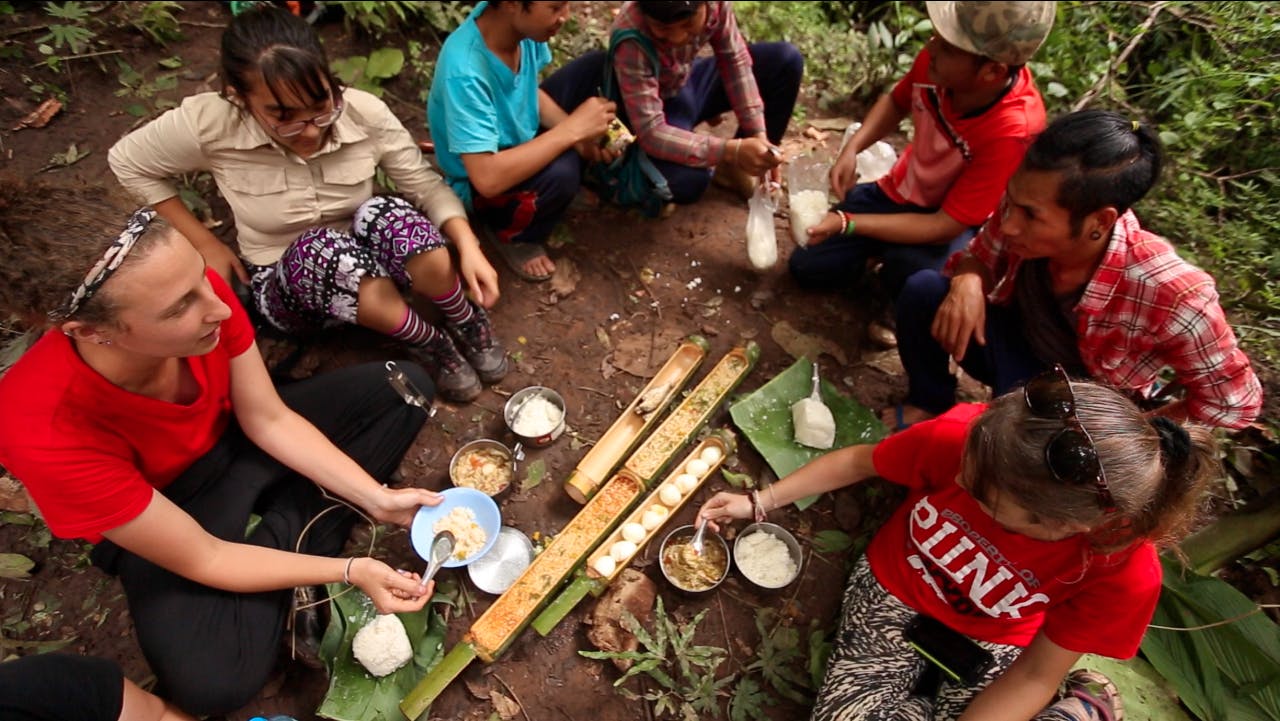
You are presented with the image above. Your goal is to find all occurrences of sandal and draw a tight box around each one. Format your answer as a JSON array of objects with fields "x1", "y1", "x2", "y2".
[
  {"x1": 478, "y1": 224, "x2": 552, "y2": 283},
  {"x1": 1063, "y1": 669, "x2": 1124, "y2": 721}
]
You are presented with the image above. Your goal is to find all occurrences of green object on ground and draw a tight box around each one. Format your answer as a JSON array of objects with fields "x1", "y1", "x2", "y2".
[
  {"x1": 317, "y1": 583, "x2": 447, "y2": 721},
  {"x1": 1073, "y1": 654, "x2": 1194, "y2": 721},
  {"x1": 729, "y1": 357, "x2": 886, "y2": 509}
]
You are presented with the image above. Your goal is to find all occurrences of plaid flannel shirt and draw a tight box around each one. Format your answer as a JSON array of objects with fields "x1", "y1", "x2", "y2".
[
  {"x1": 945, "y1": 210, "x2": 1262, "y2": 428},
  {"x1": 612, "y1": 1, "x2": 765, "y2": 168}
]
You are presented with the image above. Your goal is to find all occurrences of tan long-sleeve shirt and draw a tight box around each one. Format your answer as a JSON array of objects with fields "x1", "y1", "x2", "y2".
[{"x1": 108, "y1": 88, "x2": 465, "y2": 266}]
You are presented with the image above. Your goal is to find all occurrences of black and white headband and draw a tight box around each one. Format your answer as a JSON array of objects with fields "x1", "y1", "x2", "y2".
[{"x1": 48, "y1": 207, "x2": 156, "y2": 322}]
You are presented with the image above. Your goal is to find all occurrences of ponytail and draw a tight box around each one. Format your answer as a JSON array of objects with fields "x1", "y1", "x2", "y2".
[{"x1": 1129, "y1": 420, "x2": 1219, "y2": 549}]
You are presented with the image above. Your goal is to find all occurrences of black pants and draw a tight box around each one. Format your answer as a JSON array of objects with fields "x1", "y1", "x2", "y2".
[
  {"x1": 0, "y1": 654, "x2": 123, "y2": 721},
  {"x1": 89, "y1": 361, "x2": 433, "y2": 715}
]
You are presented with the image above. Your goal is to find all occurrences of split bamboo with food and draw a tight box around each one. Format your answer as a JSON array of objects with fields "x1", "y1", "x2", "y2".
[
  {"x1": 563, "y1": 336, "x2": 710, "y2": 504},
  {"x1": 531, "y1": 430, "x2": 735, "y2": 635},
  {"x1": 400, "y1": 345, "x2": 757, "y2": 718}
]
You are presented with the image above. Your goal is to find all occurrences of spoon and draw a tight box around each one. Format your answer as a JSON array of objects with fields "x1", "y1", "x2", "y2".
[
  {"x1": 689, "y1": 517, "x2": 709, "y2": 557},
  {"x1": 420, "y1": 530, "x2": 455, "y2": 590}
]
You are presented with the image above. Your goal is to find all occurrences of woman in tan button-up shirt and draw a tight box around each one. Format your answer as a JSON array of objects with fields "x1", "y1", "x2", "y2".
[{"x1": 109, "y1": 6, "x2": 504, "y2": 402}]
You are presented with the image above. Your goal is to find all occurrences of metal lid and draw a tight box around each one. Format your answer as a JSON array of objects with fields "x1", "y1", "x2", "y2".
[{"x1": 467, "y1": 526, "x2": 535, "y2": 594}]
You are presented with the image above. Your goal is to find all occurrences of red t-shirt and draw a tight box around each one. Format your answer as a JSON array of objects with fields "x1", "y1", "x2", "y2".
[
  {"x1": 0, "y1": 270, "x2": 254, "y2": 543},
  {"x1": 865, "y1": 404, "x2": 1161, "y2": 658},
  {"x1": 880, "y1": 49, "x2": 1045, "y2": 227}
]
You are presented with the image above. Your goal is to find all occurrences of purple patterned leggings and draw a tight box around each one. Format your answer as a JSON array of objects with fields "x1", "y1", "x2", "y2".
[{"x1": 246, "y1": 195, "x2": 446, "y2": 334}]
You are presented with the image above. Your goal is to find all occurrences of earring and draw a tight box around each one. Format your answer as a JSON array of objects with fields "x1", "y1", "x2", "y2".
[
  {"x1": 98, "y1": 339, "x2": 112, "y2": 346},
  {"x1": 1089, "y1": 231, "x2": 1102, "y2": 240}
]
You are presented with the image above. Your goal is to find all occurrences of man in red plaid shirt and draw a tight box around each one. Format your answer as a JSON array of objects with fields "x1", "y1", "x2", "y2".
[{"x1": 890, "y1": 110, "x2": 1262, "y2": 430}]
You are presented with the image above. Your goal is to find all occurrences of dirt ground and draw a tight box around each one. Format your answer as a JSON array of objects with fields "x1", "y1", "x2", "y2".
[{"x1": 1, "y1": 3, "x2": 1276, "y2": 721}]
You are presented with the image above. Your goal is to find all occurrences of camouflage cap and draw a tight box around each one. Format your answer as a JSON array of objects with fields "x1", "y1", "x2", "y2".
[{"x1": 926, "y1": 1, "x2": 1056, "y2": 66}]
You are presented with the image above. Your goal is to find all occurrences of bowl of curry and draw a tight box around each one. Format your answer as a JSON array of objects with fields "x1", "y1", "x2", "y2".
[{"x1": 449, "y1": 439, "x2": 516, "y2": 498}]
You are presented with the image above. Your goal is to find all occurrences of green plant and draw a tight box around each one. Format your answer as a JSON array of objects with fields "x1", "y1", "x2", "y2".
[
  {"x1": 37, "y1": 2, "x2": 96, "y2": 55},
  {"x1": 119, "y1": 1, "x2": 184, "y2": 45},
  {"x1": 406, "y1": 40, "x2": 438, "y2": 103},
  {"x1": 114, "y1": 58, "x2": 181, "y2": 117},
  {"x1": 580, "y1": 597, "x2": 735, "y2": 720},
  {"x1": 331, "y1": 47, "x2": 405, "y2": 98},
  {"x1": 332, "y1": 1, "x2": 470, "y2": 42}
]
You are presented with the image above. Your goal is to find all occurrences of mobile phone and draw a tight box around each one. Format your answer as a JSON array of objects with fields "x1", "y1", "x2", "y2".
[{"x1": 902, "y1": 614, "x2": 995, "y2": 686}]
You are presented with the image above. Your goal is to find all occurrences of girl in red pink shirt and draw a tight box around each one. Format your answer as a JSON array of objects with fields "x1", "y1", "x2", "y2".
[
  {"x1": 699, "y1": 370, "x2": 1219, "y2": 721},
  {"x1": 0, "y1": 179, "x2": 442, "y2": 717}
]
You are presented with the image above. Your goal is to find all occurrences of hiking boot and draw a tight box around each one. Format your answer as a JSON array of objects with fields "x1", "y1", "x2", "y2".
[
  {"x1": 448, "y1": 304, "x2": 509, "y2": 385},
  {"x1": 1062, "y1": 669, "x2": 1124, "y2": 721},
  {"x1": 413, "y1": 332, "x2": 482, "y2": 403}
]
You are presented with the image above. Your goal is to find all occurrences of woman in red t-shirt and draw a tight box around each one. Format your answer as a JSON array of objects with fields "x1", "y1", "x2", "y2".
[
  {"x1": 0, "y1": 179, "x2": 441, "y2": 717},
  {"x1": 699, "y1": 371, "x2": 1219, "y2": 721}
]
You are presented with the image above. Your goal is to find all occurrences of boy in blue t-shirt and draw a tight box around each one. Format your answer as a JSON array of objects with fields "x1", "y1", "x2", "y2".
[{"x1": 427, "y1": 1, "x2": 618, "y2": 282}]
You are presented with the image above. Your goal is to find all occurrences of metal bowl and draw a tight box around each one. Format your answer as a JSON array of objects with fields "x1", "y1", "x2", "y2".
[
  {"x1": 467, "y1": 526, "x2": 534, "y2": 594},
  {"x1": 733, "y1": 522, "x2": 803, "y2": 590},
  {"x1": 503, "y1": 386, "x2": 567, "y2": 447},
  {"x1": 449, "y1": 439, "x2": 516, "y2": 498},
  {"x1": 658, "y1": 524, "x2": 730, "y2": 594}
]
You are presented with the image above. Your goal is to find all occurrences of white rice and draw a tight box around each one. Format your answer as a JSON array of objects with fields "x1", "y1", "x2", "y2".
[
  {"x1": 788, "y1": 189, "x2": 830, "y2": 246},
  {"x1": 736, "y1": 531, "x2": 798, "y2": 588},
  {"x1": 511, "y1": 394, "x2": 563, "y2": 437},
  {"x1": 434, "y1": 507, "x2": 485, "y2": 561}
]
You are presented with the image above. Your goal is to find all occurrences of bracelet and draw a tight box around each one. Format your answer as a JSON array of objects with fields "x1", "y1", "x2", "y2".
[
  {"x1": 343, "y1": 557, "x2": 356, "y2": 585},
  {"x1": 768, "y1": 485, "x2": 779, "y2": 512},
  {"x1": 731, "y1": 139, "x2": 740, "y2": 165},
  {"x1": 838, "y1": 210, "x2": 857, "y2": 236}
]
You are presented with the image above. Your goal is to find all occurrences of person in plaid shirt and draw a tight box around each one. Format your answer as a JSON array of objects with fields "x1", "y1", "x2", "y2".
[
  {"x1": 890, "y1": 110, "x2": 1262, "y2": 430},
  {"x1": 541, "y1": 1, "x2": 802, "y2": 204}
]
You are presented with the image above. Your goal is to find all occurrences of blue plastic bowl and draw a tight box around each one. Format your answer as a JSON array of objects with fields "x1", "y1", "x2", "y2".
[{"x1": 410, "y1": 487, "x2": 501, "y2": 568}]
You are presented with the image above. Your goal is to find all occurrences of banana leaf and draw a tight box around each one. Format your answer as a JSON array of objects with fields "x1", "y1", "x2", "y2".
[
  {"x1": 729, "y1": 357, "x2": 886, "y2": 509},
  {"x1": 317, "y1": 583, "x2": 448, "y2": 721},
  {"x1": 1140, "y1": 554, "x2": 1280, "y2": 721}
]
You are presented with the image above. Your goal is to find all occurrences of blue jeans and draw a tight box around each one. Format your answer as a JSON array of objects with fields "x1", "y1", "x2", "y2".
[
  {"x1": 789, "y1": 183, "x2": 975, "y2": 300},
  {"x1": 896, "y1": 270, "x2": 1048, "y2": 414},
  {"x1": 541, "y1": 41, "x2": 803, "y2": 204}
]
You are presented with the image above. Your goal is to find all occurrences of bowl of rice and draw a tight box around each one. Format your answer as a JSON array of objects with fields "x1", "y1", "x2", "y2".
[
  {"x1": 504, "y1": 386, "x2": 567, "y2": 447},
  {"x1": 410, "y1": 487, "x2": 501, "y2": 568},
  {"x1": 733, "y1": 522, "x2": 803, "y2": 590}
]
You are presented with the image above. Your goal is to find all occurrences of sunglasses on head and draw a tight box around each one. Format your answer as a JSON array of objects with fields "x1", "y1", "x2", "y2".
[{"x1": 1023, "y1": 365, "x2": 1117, "y2": 513}]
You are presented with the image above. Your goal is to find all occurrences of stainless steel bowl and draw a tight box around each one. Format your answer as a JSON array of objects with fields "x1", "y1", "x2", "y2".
[
  {"x1": 503, "y1": 386, "x2": 567, "y2": 447},
  {"x1": 449, "y1": 438, "x2": 516, "y2": 498},
  {"x1": 733, "y1": 522, "x2": 803, "y2": 590},
  {"x1": 658, "y1": 524, "x2": 730, "y2": 594}
]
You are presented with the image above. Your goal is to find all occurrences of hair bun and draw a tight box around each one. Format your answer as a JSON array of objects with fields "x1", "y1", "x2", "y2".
[{"x1": 1150, "y1": 416, "x2": 1191, "y2": 470}]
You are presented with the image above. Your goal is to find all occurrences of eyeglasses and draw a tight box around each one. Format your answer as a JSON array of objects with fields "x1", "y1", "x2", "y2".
[
  {"x1": 270, "y1": 99, "x2": 344, "y2": 138},
  {"x1": 1023, "y1": 365, "x2": 1116, "y2": 513}
]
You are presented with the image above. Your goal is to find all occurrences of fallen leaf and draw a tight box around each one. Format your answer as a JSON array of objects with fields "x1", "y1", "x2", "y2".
[
  {"x1": 609, "y1": 328, "x2": 685, "y2": 378},
  {"x1": 702, "y1": 295, "x2": 724, "y2": 308},
  {"x1": 0, "y1": 474, "x2": 31, "y2": 514},
  {"x1": 638, "y1": 267, "x2": 656, "y2": 284},
  {"x1": 721, "y1": 469, "x2": 755, "y2": 489},
  {"x1": 464, "y1": 677, "x2": 492, "y2": 700},
  {"x1": 807, "y1": 117, "x2": 854, "y2": 131},
  {"x1": 11, "y1": 98, "x2": 62, "y2": 131},
  {"x1": 40, "y1": 143, "x2": 91, "y2": 172},
  {"x1": 862, "y1": 349, "x2": 903, "y2": 376},
  {"x1": 549, "y1": 257, "x2": 580, "y2": 298},
  {"x1": 749, "y1": 288, "x2": 774, "y2": 310},
  {"x1": 595, "y1": 326, "x2": 612, "y2": 351},
  {"x1": 521, "y1": 459, "x2": 546, "y2": 493},
  {"x1": 771, "y1": 320, "x2": 847, "y2": 365},
  {"x1": 0, "y1": 553, "x2": 34, "y2": 579},
  {"x1": 546, "y1": 224, "x2": 574, "y2": 250},
  {"x1": 490, "y1": 690, "x2": 520, "y2": 720}
]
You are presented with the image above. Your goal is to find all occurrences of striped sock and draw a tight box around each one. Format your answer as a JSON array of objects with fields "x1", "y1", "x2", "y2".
[
  {"x1": 431, "y1": 278, "x2": 475, "y2": 327},
  {"x1": 389, "y1": 306, "x2": 441, "y2": 346}
]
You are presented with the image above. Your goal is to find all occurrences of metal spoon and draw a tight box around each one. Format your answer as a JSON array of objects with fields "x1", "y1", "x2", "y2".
[
  {"x1": 690, "y1": 517, "x2": 710, "y2": 557},
  {"x1": 420, "y1": 531, "x2": 455, "y2": 589},
  {"x1": 386, "y1": 361, "x2": 437, "y2": 417}
]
